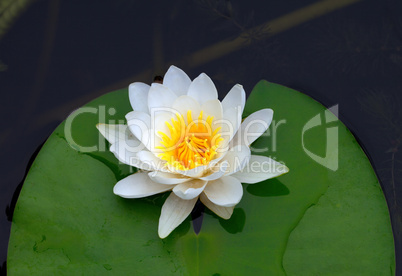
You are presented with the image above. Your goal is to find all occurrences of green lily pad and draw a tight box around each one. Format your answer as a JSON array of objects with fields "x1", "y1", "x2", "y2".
[{"x1": 7, "y1": 81, "x2": 394, "y2": 274}]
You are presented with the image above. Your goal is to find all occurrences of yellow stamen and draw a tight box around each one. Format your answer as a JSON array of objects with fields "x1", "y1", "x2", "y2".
[{"x1": 157, "y1": 110, "x2": 222, "y2": 170}]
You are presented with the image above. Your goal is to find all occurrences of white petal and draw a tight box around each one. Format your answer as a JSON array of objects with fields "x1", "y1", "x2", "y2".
[
  {"x1": 113, "y1": 172, "x2": 174, "y2": 198},
  {"x1": 200, "y1": 193, "x2": 233, "y2": 219},
  {"x1": 203, "y1": 176, "x2": 243, "y2": 207},
  {"x1": 148, "y1": 83, "x2": 178, "y2": 113},
  {"x1": 199, "y1": 168, "x2": 225, "y2": 181},
  {"x1": 158, "y1": 193, "x2": 198, "y2": 238},
  {"x1": 153, "y1": 111, "x2": 180, "y2": 139},
  {"x1": 173, "y1": 179, "x2": 208, "y2": 200},
  {"x1": 129, "y1": 82, "x2": 150, "y2": 113},
  {"x1": 201, "y1": 99, "x2": 223, "y2": 122},
  {"x1": 96, "y1": 124, "x2": 130, "y2": 144},
  {"x1": 231, "y1": 109, "x2": 273, "y2": 147},
  {"x1": 222, "y1": 84, "x2": 246, "y2": 115},
  {"x1": 171, "y1": 164, "x2": 209, "y2": 178},
  {"x1": 219, "y1": 106, "x2": 242, "y2": 150},
  {"x1": 126, "y1": 111, "x2": 151, "y2": 146},
  {"x1": 163, "y1": 65, "x2": 191, "y2": 96},
  {"x1": 136, "y1": 150, "x2": 166, "y2": 171},
  {"x1": 219, "y1": 145, "x2": 251, "y2": 175},
  {"x1": 232, "y1": 155, "x2": 289, "y2": 184},
  {"x1": 152, "y1": 113, "x2": 171, "y2": 141},
  {"x1": 110, "y1": 140, "x2": 145, "y2": 167},
  {"x1": 148, "y1": 171, "x2": 190, "y2": 185},
  {"x1": 187, "y1": 73, "x2": 218, "y2": 105},
  {"x1": 171, "y1": 95, "x2": 201, "y2": 125}
]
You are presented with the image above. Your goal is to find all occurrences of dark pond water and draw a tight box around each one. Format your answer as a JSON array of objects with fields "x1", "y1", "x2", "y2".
[{"x1": 1, "y1": 0, "x2": 402, "y2": 274}]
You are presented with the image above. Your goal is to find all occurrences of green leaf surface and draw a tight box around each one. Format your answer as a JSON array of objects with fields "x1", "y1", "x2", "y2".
[{"x1": 8, "y1": 81, "x2": 394, "y2": 275}]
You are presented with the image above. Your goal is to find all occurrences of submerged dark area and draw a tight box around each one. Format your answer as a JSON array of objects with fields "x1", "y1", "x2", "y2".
[{"x1": 1, "y1": 0, "x2": 402, "y2": 274}]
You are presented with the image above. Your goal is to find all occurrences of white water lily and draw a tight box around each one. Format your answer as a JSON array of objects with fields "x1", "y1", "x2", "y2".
[{"x1": 97, "y1": 65, "x2": 289, "y2": 238}]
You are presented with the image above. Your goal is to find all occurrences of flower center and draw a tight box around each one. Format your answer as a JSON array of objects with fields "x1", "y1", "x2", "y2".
[{"x1": 157, "y1": 110, "x2": 223, "y2": 171}]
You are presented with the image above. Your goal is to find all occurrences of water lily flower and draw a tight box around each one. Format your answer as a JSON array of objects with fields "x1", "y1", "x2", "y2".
[{"x1": 97, "y1": 65, "x2": 289, "y2": 238}]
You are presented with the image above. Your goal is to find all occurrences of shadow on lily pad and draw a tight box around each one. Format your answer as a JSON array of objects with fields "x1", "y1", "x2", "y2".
[
  {"x1": 218, "y1": 208, "x2": 246, "y2": 234},
  {"x1": 246, "y1": 179, "x2": 289, "y2": 197}
]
